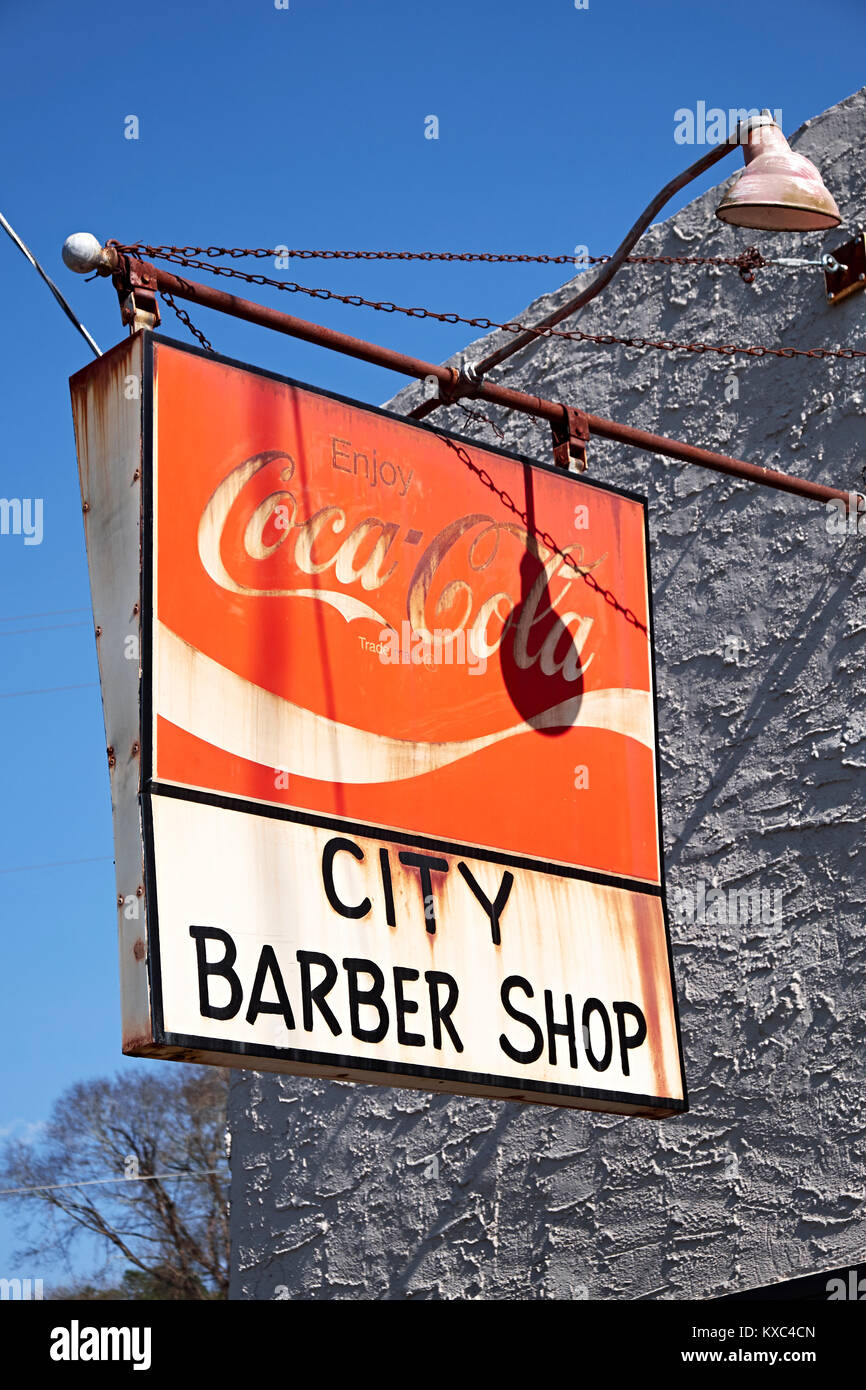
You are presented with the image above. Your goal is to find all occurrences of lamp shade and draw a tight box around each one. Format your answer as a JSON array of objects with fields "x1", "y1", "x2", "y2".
[{"x1": 715, "y1": 122, "x2": 841, "y2": 232}]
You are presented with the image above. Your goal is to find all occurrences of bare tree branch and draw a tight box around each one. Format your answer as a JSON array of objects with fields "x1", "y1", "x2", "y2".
[{"x1": 0, "y1": 1065, "x2": 231, "y2": 1299}]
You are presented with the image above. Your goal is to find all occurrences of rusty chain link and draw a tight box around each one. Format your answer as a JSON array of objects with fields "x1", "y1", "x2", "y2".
[
  {"x1": 119, "y1": 241, "x2": 770, "y2": 278},
  {"x1": 160, "y1": 290, "x2": 214, "y2": 352},
  {"x1": 121, "y1": 244, "x2": 865, "y2": 364},
  {"x1": 451, "y1": 401, "x2": 507, "y2": 440}
]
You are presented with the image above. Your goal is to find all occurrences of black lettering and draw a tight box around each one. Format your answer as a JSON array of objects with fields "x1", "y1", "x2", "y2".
[
  {"x1": 245, "y1": 945, "x2": 295, "y2": 1031},
  {"x1": 297, "y1": 950, "x2": 342, "y2": 1035},
  {"x1": 398, "y1": 851, "x2": 449, "y2": 934},
  {"x1": 393, "y1": 966, "x2": 424, "y2": 1047},
  {"x1": 613, "y1": 1001, "x2": 647, "y2": 1075},
  {"x1": 425, "y1": 970, "x2": 463, "y2": 1052},
  {"x1": 457, "y1": 863, "x2": 514, "y2": 946},
  {"x1": 189, "y1": 926, "x2": 242, "y2": 1021},
  {"x1": 343, "y1": 957, "x2": 388, "y2": 1043},
  {"x1": 544, "y1": 990, "x2": 578, "y2": 1069},
  {"x1": 379, "y1": 847, "x2": 396, "y2": 927},
  {"x1": 499, "y1": 976, "x2": 543, "y2": 1064},
  {"x1": 581, "y1": 998, "x2": 613, "y2": 1071},
  {"x1": 322, "y1": 837, "x2": 371, "y2": 920}
]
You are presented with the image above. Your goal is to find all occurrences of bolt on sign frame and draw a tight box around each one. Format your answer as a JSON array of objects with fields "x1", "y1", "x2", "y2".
[{"x1": 70, "y1": 330, "x2": 687, "y2": 1118}]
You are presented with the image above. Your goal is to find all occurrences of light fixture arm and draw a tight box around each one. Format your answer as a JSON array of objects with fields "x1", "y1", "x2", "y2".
[{"x1": 408, "y1": 113, "x2": 818, "y2": 420}]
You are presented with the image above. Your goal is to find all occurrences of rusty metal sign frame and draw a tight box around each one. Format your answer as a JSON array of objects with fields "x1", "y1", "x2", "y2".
[{"x1": 72, "y1": 330, "x2": 688, "y2": 1118}]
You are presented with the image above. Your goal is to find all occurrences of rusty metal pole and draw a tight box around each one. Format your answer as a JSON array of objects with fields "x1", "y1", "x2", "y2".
[{"x1": 89, "y1": 245, "x2": 862, "y2": 515}]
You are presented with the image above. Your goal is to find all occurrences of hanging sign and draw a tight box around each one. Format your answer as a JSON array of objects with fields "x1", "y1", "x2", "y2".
[{"x1": 70, "y1": 333, "x2": 687, "y2": 1116}]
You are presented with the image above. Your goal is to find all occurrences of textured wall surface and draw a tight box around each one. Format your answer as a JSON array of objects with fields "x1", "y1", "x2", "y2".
[{"x1": 229, "y1": 90, "x2": 866, "y2": 1300}]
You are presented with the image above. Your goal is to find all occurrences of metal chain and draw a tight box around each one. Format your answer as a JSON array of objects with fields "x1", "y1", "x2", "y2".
[
  {"x1": 160, "y1": 290, "x2": 214, "y2": 352},
  {"x1": 441, "y1": 438, "x2": 648, "y2": 635},
  {"x1": 452, "y1": 401, "x2": 506, "y2": 440},
  {"x1": 124, "y1": 245, "x2": 865, "y2": 364},
  {"x1": 118, "y1": 241, "x2": 770, "y2": 278}
]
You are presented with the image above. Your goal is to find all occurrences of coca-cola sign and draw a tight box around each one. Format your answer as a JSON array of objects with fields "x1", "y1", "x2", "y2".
[{"x1": 71, "y1": 334, "x2": 686, "y2": 1116}]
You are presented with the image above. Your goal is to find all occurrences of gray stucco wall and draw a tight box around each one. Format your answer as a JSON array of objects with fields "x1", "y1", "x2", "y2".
[{"x1": 229, "y1": 89, "x2": 866, "y2": 1300}]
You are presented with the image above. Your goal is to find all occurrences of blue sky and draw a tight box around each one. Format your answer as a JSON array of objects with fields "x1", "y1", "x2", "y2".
[{"x1": 1, "y1": 0, "x2": 864, "y2": 1287}]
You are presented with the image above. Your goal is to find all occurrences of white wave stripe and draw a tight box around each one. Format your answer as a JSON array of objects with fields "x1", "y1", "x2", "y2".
[
  {"x1": 278, "y1": 589, "x2": 386, "y2": 624},
  {"x1": 156, "y1": 623, "x2": 654, "y2": 785}
]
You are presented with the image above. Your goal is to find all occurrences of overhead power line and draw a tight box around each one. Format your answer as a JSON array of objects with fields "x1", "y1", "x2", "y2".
[
  {"x1": 0, "y1": 621, "x2": 90, "y2": 638},
  {"x1": 0, "y1": 209, "x2": 101, "y2": 357},
  {"x1": 0, "y1": 855, "x2": 113, "y2": 876},
  {"x1": 0, "y1": 607, "x2": 90, "y2": 623},
  {"x1": 0, "y1": 682, "x2": 98, "y2": 700},
  {"x1": 0, "y1": 1170, "x2": 223, "y2": 1197}
]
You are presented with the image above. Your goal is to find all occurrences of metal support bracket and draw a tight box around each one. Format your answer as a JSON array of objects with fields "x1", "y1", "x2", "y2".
[
  {"x1": 550, "y1": 404, "x2": 590, "y2": 472},
  {"x1": 426, "y1": 364, "x2": 484, "y2": 410},
  {"x1": 824, "y1": 232, "x2": 866, "y2": 305},
  {"x1": 111, "y1": 254, "x2": 162, "y2": 332},
  {"x1": 434, "y1": 367, "x2": 462, "y2": 405}
]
